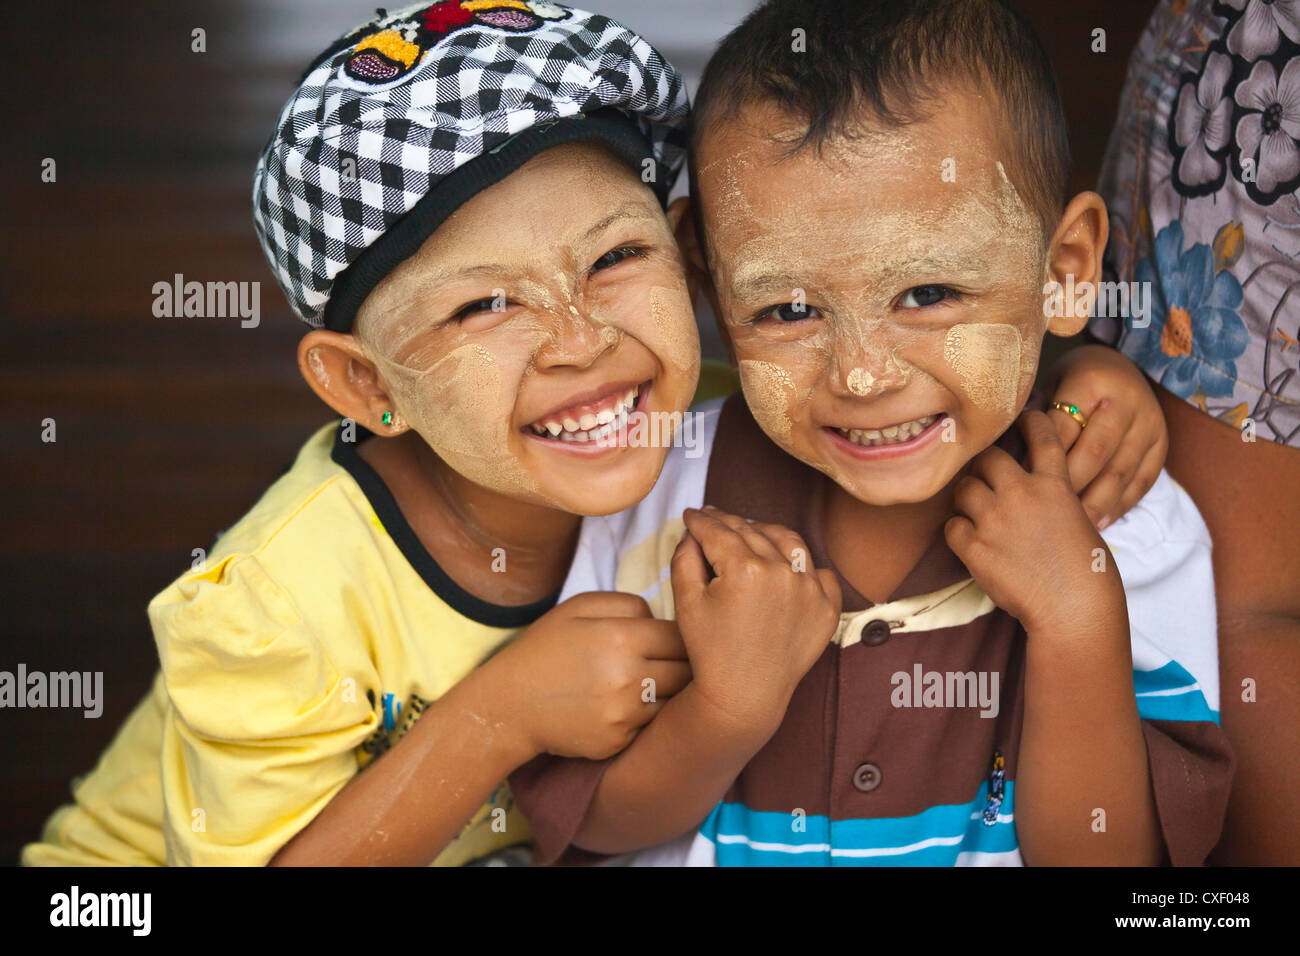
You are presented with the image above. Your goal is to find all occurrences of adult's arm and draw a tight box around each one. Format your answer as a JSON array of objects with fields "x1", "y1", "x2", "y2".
[{"x1": 1156, "y1": 387, "x2": 1300, "y2": 865}]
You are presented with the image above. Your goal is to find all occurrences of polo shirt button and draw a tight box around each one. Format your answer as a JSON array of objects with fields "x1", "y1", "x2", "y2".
[
  {"x1": 863, "y1": 619, "x2": 891, "y2": 645},
  {"x1": 852, "y1": 762, "x2": 882, "y2": 792}
]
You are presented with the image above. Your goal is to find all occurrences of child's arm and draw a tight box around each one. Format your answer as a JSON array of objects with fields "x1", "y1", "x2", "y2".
[
  {"x1": 154, "y1": 575, "x2": 686, "y2": 867},
  {"x1": 563, "y1": 508, "x2": 843, "y2": 856},
  {"x1": 269, "y1": 661, "x2": 540, "y2": 866},
  {"x1": 945, "y1": 411, "x2": 1228, "y2": 865},
  {"x1": 273, "y1": 592, "x2": 688, "y2": 866},
  {"x1": 1042, "y1": 343, "x2": 1168, "y2": 529}
]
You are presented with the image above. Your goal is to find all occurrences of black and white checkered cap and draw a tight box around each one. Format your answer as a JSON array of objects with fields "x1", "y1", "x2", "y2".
[{"x1": 252, "y1": 1, "x2": 690, "y2": 330}]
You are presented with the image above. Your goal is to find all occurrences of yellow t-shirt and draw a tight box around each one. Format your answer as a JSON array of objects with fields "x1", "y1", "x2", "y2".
[{"x1": 22, "y1": 421, "x2": 549, "y2": 866}]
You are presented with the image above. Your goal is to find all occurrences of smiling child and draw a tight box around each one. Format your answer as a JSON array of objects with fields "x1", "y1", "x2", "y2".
[
  {"x1": 21, "y1": 1, "x2": 703, "y2": 867},
  {"x1": 511, "y1": 0, "x2": 1233, "y2": 867}
]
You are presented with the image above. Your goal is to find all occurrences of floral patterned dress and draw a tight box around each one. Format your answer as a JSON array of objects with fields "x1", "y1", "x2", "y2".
[{"x1": 1089, "y1": 0, "x2": 1300, "y2": 445}]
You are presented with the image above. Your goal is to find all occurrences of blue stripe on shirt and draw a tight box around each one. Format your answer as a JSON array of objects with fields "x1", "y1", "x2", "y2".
[
  {"x1": 1133, "y1": 659, "x2": 1218, "y2": 724},
  {"x1": 700, "y1": 781, "x2": 1017, "y2": 866}
]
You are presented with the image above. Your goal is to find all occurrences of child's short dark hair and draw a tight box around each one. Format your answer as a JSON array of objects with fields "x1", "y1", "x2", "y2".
[{"x1": 691, "y1": 0, "x2": 1071, "y2": 232}]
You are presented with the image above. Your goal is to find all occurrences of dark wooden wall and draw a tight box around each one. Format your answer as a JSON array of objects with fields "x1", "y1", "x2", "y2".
[{"x1": 0, "y1": 0, "x2": 1156, "y2": 864}]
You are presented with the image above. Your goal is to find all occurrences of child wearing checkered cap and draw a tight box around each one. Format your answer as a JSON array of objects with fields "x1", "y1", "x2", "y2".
[{"x1": 22, "y1": 1, "x2": 706, "y2": 868}]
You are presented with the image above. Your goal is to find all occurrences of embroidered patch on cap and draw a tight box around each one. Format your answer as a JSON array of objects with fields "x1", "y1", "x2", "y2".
[
  {"x1": 338, "y1": 1, "x2": 571, "y2": 89},
  {"x1": 252, "y1": 1, "x2": 690, "y2": 328}
]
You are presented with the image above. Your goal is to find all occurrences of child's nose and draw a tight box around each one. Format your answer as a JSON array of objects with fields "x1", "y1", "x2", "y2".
[
  {"x1": 829, "y1": 344, "x2": 911, "y2": 398},
  {"x1": 532, "y1": 306, "x2": 621, "y2": 369}
]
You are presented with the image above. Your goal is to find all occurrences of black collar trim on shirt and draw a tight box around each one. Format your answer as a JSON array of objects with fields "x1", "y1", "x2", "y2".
[{"x1": 329, "y1": 420, "x2": 560, "y2": 629}]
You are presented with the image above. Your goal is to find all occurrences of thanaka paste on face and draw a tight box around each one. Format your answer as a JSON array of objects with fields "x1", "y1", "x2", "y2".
[
  {"x1": 846, "y1": 367, "x2": 874, "y2": 395},
  {"x1": 738, "y1": 359, "x2": 798, "y2": 439},
  {"x1": 650, "y1": 285, "x2": 701, "y2": 375},
  {"x1": 696, "y1": 94, "x2": 1054, "y2": 505},
  {"x1": 351, "y1": 141, "x2": 701, "y2": 516},
  {"x1": 713, "y1": 139, "x2": 1042, "y2": 410},
  {"x1": 943, "y1": 324, "x2": 1023, "y2": 417}
]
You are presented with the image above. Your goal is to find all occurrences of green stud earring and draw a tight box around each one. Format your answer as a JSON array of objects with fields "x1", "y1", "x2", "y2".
[{"x1": 381, "y1": 411, "x2": 393, "y2": 426}]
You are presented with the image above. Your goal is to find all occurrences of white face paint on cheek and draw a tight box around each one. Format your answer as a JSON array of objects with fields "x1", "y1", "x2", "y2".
[
  {"x1": 366, "y1": 338, "x2": 551, "y2": 501},
  {"x1": 738, "y1": 359, "x2": 798, "y2": 440},
  {"x1": 650, "y1": 285, "x2": 701, "y2": 378},
  {"x1": 943, "y1": 324, "x2": 1025, "y2": 417}
]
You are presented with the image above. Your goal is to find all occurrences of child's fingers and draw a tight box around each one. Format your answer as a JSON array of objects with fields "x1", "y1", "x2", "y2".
[
  {"x1": 670, "y1": 531, "x2": 711, "y2": 604},
  {"x1": 1018, "y1": 410, "x2": 1069, "y2": 479},
  {"x1": 815, "y1": 568, "x2": 843, "y2": 612},
  {"x1": 639, "y1": 659, "x2": 692, "y2": 699},
  {"x1": 1098, "y1": 439, "x2": 1165, "y2": 531},
  {"x1": 952, "y1": 473, "x2": 996, "y2": 521},
  {"x1": 626, "y1": 698, "x2": 667, "y2": 730},
  {"x1": 681, "y1": 507, "x2": 766, "y2": 573},
  {"x1": 1077, "y1": 424, "x2": 1147, "y2": 527},
  {"x1": 629, "y1": 618, "x2": 689, "y2": 660},
  {"x1": 747, "y1": 520, "x2": 813, "y2": 571},
  {"x1": 1062, "y1": 399, "x2": 1129, "y2": 494},
  {"x1": 700, "y1": 507, "x2": 785, "y2": 561},
  {"x1": 966, "y1": 445, "x2": 1023, "y2": 489},
  {"x1": 1047, "y1": 401, "x2": 1084, "y2": 451},
  {"x1": 943, "y1": 513, "x2": 978, "y2": 557},
  {"x1": 562, "y1": 590, "x2": 653, "y2": 620}
]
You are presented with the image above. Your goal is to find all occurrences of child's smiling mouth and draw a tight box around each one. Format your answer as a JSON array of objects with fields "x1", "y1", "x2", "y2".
[
  {"x1": 823, "y1": 412, "x2": 948, "y2": 459},
  {"x1": 523, "y1": 379, "x2": 651, "y2": 451}
]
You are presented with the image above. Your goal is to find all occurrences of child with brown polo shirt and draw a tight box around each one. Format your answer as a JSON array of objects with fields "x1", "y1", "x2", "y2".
[{"x1": 510, "y1": 0, "x2": 1233, "y2": 866}]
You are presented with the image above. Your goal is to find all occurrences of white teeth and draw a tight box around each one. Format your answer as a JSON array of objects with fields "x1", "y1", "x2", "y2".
[
  {"x1": 531, "y1": 384, "x2": 642, "y2": 441},
  {"x1": 613, "y1": 387, "x2": 638, "y2": 416},
  {"x1": 837, "y1": 414, "x2": 941, "y2": 447}
]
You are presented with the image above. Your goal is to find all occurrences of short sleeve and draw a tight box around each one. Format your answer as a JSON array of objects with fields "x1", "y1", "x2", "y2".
[
  {"x1": 1100, "y1": 470, "x2": 1234, "y2": 865},
  {"x1": 149, "y1": 554, "x2": 379, "y2": 866},
  {"x1": 21, "y1": 672, "x2": 170, "y2": 867},
  {"x1": 509, "y1": 755, "x2": 613, "y2": 865}
]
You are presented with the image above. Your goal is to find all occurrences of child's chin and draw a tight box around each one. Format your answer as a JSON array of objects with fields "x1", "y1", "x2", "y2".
[
  {"x1": 836, "y1": 464, "x2": 955, "y2": 507},
  {"x1": 538, "y1": 462, "x2": 661, "y2": 517}
]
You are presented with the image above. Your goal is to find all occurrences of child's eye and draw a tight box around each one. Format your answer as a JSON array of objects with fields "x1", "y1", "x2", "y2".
[
  {"x1": 452, "y1": 297, "x2": 503, "y2": 321},
  {"x1": 590, "y1": 246, "x2": 647, "y2": 274},
  {"x1": 899, "y1": 285, "x2": 960, "y2": 309},
  {"x1": 756, "y1": 302, "x2": 822, "y2": 323}
]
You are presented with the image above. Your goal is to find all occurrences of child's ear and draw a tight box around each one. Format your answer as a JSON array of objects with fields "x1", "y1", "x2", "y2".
[
  {"x1": 297, "y1": 330, "x2": 408, "y2": 434},
  {"x1": 1044, "y1": 191, "x2": 1109, "y2": 337},
  {"x1": 669, "y1": 197, "x2": 737, "y2": 370}
]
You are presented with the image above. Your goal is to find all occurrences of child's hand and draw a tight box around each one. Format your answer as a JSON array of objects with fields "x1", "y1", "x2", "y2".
[
  {"x1": 945, "y1": 411, "x2": 1125, "y2": 636},
  {"x1": 670, "y1": 506, "x2": 842, "y2": 733},
  {"x1": 1045, "y1": 344, "x2": 1168, "y2": 529},
  {"x1": 489, "y1": 592, "x2": 690, "y2": 761}
]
